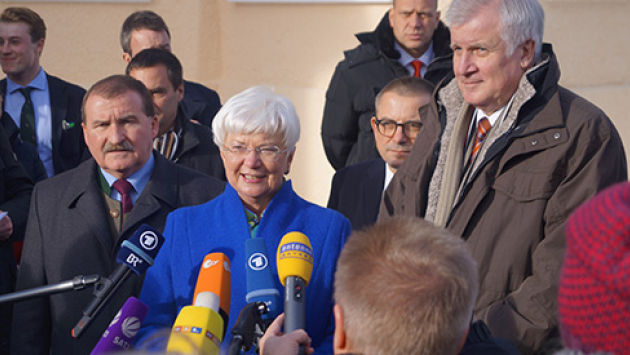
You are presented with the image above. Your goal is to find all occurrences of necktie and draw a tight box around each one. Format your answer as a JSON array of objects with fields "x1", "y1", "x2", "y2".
[
  {"x1": 411, "y1": 60, "x2": 422, "y2": 78},
  {"x1": 18, "y1": 87, "x2": 37, "y2": 146},
  {"x1": 112, "y1": 179, "x2": 134, "y2": 215},
  {"x1": 471, "y1": 117, "x2": 491, "y2": 163}
]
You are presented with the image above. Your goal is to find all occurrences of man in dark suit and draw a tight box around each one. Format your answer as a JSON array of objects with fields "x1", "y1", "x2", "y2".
[
  {"x1": 127, "y1": 48, "x2": 225, "y2": 181},
  {"x1": 0, "y1": 7, "x2": 87, "y2": 178},
  {"x1": 327, "y1": 76, "x2": 433, "y2": 230},
  {"x1": 11, "y1": 75, "x2": 225, "y2": 355},
  {"x1": 120, "y1": 10, "x2": 221, "y2": 127}
]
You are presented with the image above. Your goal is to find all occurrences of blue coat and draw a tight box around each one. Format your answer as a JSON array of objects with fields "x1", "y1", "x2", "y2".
[{"x1": 137, "y1": 181, "x2": 351, "y2": 354}]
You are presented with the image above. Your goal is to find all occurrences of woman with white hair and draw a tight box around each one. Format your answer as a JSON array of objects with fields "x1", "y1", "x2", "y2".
[{"x1": 135, "y1": 86, "x2": 351, "y2": 354}]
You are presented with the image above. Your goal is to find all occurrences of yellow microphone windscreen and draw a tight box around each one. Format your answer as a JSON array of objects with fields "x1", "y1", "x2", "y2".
[{"x1": 276, "y1": 232, "x2": 313, "y2": 286}]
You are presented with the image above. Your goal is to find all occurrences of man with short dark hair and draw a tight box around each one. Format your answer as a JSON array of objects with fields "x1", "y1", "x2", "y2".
[
  {"x1": 327, "y1": 76, "x2": 433, "y2": 230},
  {"x1": 0, "y1": 7, "x2": 87, "y2": 177},
  {"x1": 11, "y1": 75, "x2": 224, "y2": 354},
  {"x1": 120, "y1": 10, "x2": 221, "y2": 127},
  {"x1": 321, "y1": 0, "x2": 451, "y2": 170},
  {"x1": 127, "y1": 48, "x2": 225, "y2": 180},
  {"x1": 382, "y1": 0, "x2": 627, "y2": 352}
]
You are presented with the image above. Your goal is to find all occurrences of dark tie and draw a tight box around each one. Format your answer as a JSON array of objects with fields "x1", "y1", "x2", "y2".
[
  {"x1": 18, "y1": 87, "x2": 36, "y2": 146},
  {"x1": 471, "y1": 117, "x2": 491, "y2": 163},
  {"x1": 112, "y1": 179, "x2": 134, "y2": 215},
  {"x1": 411, "y1": 60, "x2": 422, "y2": 78}
]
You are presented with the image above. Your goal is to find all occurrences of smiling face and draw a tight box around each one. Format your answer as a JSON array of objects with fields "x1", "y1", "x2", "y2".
[
  {"x1": 129, "y1": 64, "x2": 183, "y2": 135},
  {"x1": 372, "y1": 91, "x2": 430, "y2": 172},
  {"x1": 82, "y1": 91, "x2": 159, "y2": 180},
  {"x1": 389, "y1": 0, "x2": 440, "y2": 58},
  {"x1": 450, "y1": 5, "x2": 534, "y2": 115},
  {"x1": 220, "y1": 132, "x2": 294, "y2": 215},
  {"x1": 0, "y1": 21, "x2": 43, "y2": 85}
]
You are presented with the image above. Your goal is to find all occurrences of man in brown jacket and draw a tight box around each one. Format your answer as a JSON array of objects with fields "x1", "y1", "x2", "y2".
[{"x1": 381, "y1": 0, "x2": 627, "y2": 353}]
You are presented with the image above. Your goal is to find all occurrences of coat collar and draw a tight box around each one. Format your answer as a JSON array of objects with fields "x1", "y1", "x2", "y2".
[{"x1": 60, "y1": 152, "x2": 178, "y2": 253}]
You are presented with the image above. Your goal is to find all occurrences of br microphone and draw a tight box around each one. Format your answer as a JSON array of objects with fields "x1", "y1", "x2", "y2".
[
  {"x1": 245, "y1": 238, "x2": 280, "y2": 321},
  {"x1": 276, "y1": 232, "x2": 313, "y2": 336},
  {"x1": 167, "y1": 252, "x2": 231, "y2": 355},
  {"x1": 72, "y1": 224, "x2": 164, "y2": 339},
  {"x1": 90, "y1": 297, "x2": 148, "y2": 355}
]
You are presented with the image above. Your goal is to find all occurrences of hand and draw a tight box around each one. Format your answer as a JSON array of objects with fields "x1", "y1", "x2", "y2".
[
  {"x1": 259, "y1": 314, "x2": 314, "y2": 355},
  {"x1": 0, "y1": 212, "x2": 13, "y2": 241}
]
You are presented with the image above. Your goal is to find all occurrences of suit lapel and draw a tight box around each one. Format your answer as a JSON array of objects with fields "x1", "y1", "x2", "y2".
[
  {"x1": 360, "y1": 159, "x2": 386, "y2": 226},
  {"x1": 47, "y1": 74, "x2": 67, "y2": 172},
  {"x1": 64, "y1": 159, "x2": 115, "y2": 253}
]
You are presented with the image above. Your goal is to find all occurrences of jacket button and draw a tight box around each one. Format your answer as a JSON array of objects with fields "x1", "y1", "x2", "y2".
[
  {"x1": 531, "y1": 139, "x2": 538, "y2": 146},
  {"x1": 554, "y1": 133, "x2": 561, "y2": 139},
  {"x1": 110, "y1": 209, "x2": 120, "y2": 218}
]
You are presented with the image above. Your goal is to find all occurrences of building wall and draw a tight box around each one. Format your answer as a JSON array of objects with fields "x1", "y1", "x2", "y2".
[{"x1": 2, "y1": 0, "x2": 629, "y2": 206}]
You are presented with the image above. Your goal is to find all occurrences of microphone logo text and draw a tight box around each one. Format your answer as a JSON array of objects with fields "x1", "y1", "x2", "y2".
[{"x1": 126, "y1": 254, "x2": 143, "y2": 268}]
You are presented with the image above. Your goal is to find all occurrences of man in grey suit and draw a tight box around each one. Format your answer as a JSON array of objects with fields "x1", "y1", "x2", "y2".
[{"x1": 11, "y1": 75, "x2": 225, "y2": 355}]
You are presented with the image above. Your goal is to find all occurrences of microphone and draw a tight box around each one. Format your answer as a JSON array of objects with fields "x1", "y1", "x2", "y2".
[
  {"x1": 72, "y1": 224, "x2": 164, "y2": 339},
  {"x1": 245, "y1": 238, "x2": 280, "y2": 321},
  {"x1": 276, "y1": 232, "x2": 313, "y2": 335},
  {"x1": 167, "y1": 252, "x2": 231, "y2": 355},
  {"x1": 90, "y1": 297, "x2": 148, "y2": 355}
]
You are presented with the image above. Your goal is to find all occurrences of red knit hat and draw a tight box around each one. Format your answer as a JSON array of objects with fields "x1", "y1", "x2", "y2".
[{"x1": 560, "y1": 182, "x2": 630, "y2": 354}]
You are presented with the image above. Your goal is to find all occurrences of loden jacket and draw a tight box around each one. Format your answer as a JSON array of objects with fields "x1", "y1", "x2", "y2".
[{"x1": 381, "y1": 44, "x2": 628, "y2": 353}]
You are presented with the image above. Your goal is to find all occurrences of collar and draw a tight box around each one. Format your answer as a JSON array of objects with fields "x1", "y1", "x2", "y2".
[
  {"x1": 384, "y1": 163, "x2": 395, "y2": 192},
  {"x1": 7, "y1": 67, "x2": 46, "y2": 93},
  {"x1": 395, "y1": 41, "x2": 434, "y2": 66},
  {"x1": 99, "y1": 153, "x2": 155, "y2": 195}
]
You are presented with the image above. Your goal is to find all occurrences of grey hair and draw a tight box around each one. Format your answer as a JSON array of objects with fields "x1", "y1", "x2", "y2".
[
  {"x1": 212, "y1": 86, "x2": 301, "y2": 152},
  {"x1": 446, "y1": 0, "x2": 544, "y2": 60}
]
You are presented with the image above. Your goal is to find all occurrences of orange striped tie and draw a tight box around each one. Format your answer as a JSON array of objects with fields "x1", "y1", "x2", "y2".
[
  {"x1": 471, "y1": 117, "x2": 491, "y2": 163},
  {"x1": 411, "y1": 60, "x2": 422, "y2": 78}
]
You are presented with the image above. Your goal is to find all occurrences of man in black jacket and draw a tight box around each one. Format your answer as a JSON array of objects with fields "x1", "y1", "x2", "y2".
[
  {"x1": 120, "y1": 10, "x2": 221, "y2": 128},
  {"x1": 321, "y1": 0, "x2": 452, "y2": 170},
  {"x1": 127, "y1": 48, "x2": 225, "y2": 181}
]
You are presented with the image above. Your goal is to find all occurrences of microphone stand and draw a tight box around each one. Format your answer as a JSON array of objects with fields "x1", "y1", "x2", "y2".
[
  {"x1": 229, "y1": 302, "x2": 269, "y2": 355},
  {"x1": 0, "y1": 274, "x2": 101, "y2": 304}
]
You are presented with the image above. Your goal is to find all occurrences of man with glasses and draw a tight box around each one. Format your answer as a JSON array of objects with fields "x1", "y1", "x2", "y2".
[
  {"x1": 321, "y1": 0, "x2": 451, "y2": 171},
  {"x1": 327, "y1": 76, "x2": 434, "y2": 231}
]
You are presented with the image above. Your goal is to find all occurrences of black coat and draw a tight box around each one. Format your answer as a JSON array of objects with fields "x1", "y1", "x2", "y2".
[
  {"x1": 181, "y1": 80, "x2": 222, "y2": 127},
  {"x1": 321, "y1": 13, "x2": 452, "y2": 170},
  {"x1": 0, "y1": 122, "x2": 33, "y2": 353},
  {"x1": 172, "y1": 107, "x2": 226, "y2": 181}
]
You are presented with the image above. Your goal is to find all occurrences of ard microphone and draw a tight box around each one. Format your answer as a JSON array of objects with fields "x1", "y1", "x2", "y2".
[
  {"x1": 245, "y1": 238, "x2": 280, "y2": 321},
  {"x1": 90, "y1": 297, "x2": 148, "y2": 355},
  {"x1": 166, "y1": 253, "x2": 231, "y2": 355},
  {"x1": 277, "y1": 232, "x2": 313, "y2": 335},
  {"x1": 73, "y1": 224, "x2": 164, "y2": 339}
]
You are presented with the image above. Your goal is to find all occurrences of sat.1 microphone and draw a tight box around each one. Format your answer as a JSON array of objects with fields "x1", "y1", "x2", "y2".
[
  {"x1": 245, "y1": 238, "x2": 280, "y2": 321},
  {"x1": 276, "y1": 232, "x2": 313, "y2": 336},
  {"x1": 167, "y1": 252, "x2": 231, "y2": 355},
  {"x1": 72, "y1": 224, "x2": 164, "y2": 339},
  {"x1": 90, "y1": 297, "x2": 148, "y2": 355}
]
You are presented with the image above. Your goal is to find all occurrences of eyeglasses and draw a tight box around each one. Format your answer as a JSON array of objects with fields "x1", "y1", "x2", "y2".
[
  {"x1": 222, "y1": 145, "x2": 288, "y2": 162},
  {"x1": 374, "y1": 118, "x2": 422, "y2": 139}
]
